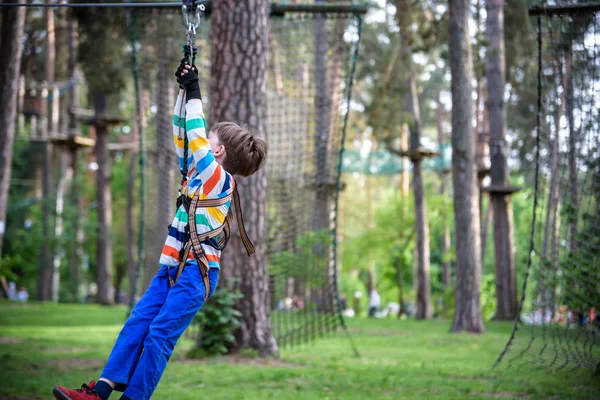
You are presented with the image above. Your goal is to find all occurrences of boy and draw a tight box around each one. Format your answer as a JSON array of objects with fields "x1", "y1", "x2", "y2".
[{"x1": 53, "y1": 59, "x2": 267, "y2": 400}]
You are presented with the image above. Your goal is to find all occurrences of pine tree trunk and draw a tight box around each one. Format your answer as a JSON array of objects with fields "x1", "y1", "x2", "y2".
[
  {"x1": 52, "y1": 155, "x2": 72, "y2": 302},
  {"x1": 449, "y1": 0, "x2": 484, "y2": 333},
  {"x1": 95, "y1": 93, "x2": 114, "y2": 305},
  {"x1": 312, "y1": 5, "x2": 332, "y2": 232},
  {"x1": 127, "y1": 151, "x2": 137, "y2": 302},
  {"x1": 565, "y1": 41, "x2": 578, "y2": 253},
  {"x1": 67, "y1": 18, "x2": 80, "y2": 302},
  {"x1": 37, "y1": 3, "x2": 58, "y2": 301},
  {"x1": 402, "y1": 37, "x2": 431, "y2": 320},
  {"x1": 210, "y1": 0, "x2": 278, "y2": 356},
  {"x1": 0, "y1": 0, "x2": 26, "y2": 261},
  {"x1": 486, "y1": 0, "x2": 517, "y2": 321},
  {"x1": 399, "y1": 124, "x2": 410, "y2": 197},
  {"x1": 437, "y1": 93, "x2": 451, "y2": 287},
  {"x1": 541, "y1": 55, "x2": 568, "y2": 314}
]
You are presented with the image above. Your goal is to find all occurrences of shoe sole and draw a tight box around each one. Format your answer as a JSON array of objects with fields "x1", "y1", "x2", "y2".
[{"x1": 53, "y1": 386, "x2": 72, "y2": 400}]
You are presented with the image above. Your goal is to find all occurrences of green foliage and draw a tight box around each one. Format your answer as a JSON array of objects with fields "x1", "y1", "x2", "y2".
[
  {"x1": 341, "y1": 173, "x2": 455, "y2": 311},
  {"x1": 188, "y1": 286, "x2": 242, "y2": 358}
]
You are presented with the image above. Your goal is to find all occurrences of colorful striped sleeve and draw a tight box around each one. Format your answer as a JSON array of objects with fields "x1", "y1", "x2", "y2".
[
  {"x1": 173, "y1": 90, "x2": 187, "y2": 171},
  {"x1": 185, "y1": 99, "x2": 227, "y2": 197}
]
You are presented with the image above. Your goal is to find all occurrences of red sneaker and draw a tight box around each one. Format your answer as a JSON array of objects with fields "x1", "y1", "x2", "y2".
[{"x1": 53, "y1": 381, "x2": 101, "y2": 400}]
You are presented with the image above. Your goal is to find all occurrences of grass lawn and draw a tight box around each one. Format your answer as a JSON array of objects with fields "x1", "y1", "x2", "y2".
[{"x1": 0, "y1": 301, "x2": 598, "y2": 399}]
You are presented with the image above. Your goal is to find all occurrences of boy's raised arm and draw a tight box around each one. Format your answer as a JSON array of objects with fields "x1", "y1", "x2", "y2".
[
  {"x1": 176, "y1": 60, "x2": 224, "y2": 197},
  {"x1": 172, "y1": 89, "x2": 187, "y2": 172}
]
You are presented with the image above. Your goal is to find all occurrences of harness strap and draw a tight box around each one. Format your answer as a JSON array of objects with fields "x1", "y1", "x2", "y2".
[
  {"x1": 168, "y1": 185, "x2": 255, "y2": 302},
  {"x1": 187, "y1": 191, "x2": 211, "y2": 303}
]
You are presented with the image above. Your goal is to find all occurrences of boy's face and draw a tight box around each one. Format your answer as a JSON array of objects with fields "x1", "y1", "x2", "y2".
[{"x1": 208, "y1": 130, "x2": 226, "y2": 165}]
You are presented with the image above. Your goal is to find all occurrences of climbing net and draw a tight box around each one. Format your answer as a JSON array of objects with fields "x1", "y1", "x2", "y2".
[
  {"x1": 497, "y1": 1, "x2": 600, "y2": 374},
  {"x1": 133, "y1": 3, "x2": 365, "y2": 348}
]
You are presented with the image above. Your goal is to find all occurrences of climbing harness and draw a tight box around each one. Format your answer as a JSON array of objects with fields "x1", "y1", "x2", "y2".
[{"x1": 168, "y1": 184, "x2": 255, "y2": 303}]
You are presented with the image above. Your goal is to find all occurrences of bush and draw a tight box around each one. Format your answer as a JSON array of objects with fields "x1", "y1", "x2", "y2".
[{"x1": 187, "y1": 285, "x2": 242, "y2": 358}]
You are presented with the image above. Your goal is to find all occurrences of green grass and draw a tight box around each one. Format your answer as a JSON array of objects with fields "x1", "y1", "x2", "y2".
[{"x1": 0, "y1": 301, "x2": 598, "y2": 399}]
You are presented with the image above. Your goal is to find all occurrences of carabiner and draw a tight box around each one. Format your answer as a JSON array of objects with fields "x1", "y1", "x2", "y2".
[{"x1": 182, "y1": 4, "x2": 204, "y2": 30}]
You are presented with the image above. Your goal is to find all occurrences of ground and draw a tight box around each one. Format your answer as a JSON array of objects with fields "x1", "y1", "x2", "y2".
[{"x1": 0, "y1": 302, "x2": 597, "y2": 399}]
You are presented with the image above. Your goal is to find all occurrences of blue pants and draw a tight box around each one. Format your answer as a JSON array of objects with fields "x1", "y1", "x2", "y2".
[{"x1": 101, "y1": 260, "x2": 219, "y2": 400}]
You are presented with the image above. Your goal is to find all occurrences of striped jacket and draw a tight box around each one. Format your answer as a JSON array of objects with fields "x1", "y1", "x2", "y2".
[{"x1": 159, "y1": 91, "x2": 234, "y2": 269}]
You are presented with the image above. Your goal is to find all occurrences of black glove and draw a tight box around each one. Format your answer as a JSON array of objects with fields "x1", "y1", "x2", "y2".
[{"x1": 176, "y1": 61, "x2": 201, "y2": 101}]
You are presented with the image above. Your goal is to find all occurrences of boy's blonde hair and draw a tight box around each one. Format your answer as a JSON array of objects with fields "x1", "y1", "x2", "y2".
[{"x1": 211, "y1": 122, "x2": 268, "y2": 177}]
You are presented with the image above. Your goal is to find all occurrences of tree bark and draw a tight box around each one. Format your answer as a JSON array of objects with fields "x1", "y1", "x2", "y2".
[
  {"x1": 210, "y1": 0, "x2": 278, "y2": 356},
  {"x1": 541, "y1": 54, "x2": 568, "y2": 314},
  {"x1": 400, "y1": 124, "x2": 410, "y2": 197},
  {"x1": 127, "y1": 151, "x2": 137, "y2": 302},
  {"x1": 437, "y1": 92, "x2": 451, "y2": 287},
  {"x1": 312, "y1": 3, "x2": 333, "y2": 232},
  {"x1": 449, "y1": 0, "x2": 484, "y2": 333},
  {"x1": 95, "y1": 93, "x2": 114, "y2": 305},
  {"x1": 402, "y1": 36, "x2": 431, "y2": 320},
  {"x1": 565, "y1": 41, "x2": 578, "y2": 253},
  {"x1": 52, "y1": 155, "x2": 72, "y2": 302},
  {"x1": 37, "y1": 2, "x2": 57, "y2": 301},
  {"x1": 486, "y1": 0, "x2": 517, "y2": 320},
  {"x1": 0, "y1": 0, "x2": 26, "y2": 261},
  {"x1": 67, "y1": 18, "x2": 81, "y2": 303}
]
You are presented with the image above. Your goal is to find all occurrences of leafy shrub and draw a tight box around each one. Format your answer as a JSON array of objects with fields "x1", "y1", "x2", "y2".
[{"x1": 187, "y1": 285, "x2": 242, "y2": 358}]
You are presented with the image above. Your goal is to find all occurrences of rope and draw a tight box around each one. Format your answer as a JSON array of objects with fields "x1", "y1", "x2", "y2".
[
  {"x1": 331, "y1": 13, "x2": 364, "y2": 359},
  {"x1": 126, "y1": 7, "x2": 146, "y2": 316}
]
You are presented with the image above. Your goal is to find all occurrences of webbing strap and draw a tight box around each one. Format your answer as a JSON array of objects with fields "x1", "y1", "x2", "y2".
[
  {"x1": 169, "y1": 183, "x2": 255, "y2": 300},
  {"x1": 187, "y1": 193, "x2": 211, "y2": 303},
  {"x1": 232, "y1": 186, "x2": 255, "y2": 256}
]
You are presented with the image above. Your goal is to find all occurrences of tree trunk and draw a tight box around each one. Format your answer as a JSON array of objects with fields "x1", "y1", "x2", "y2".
[
  {"x1": 437, "y1": 92, "x2": 452, "y2": 287},
  {"x1": 52, "y1": 155, "x2": 72, "y2": 302},
  {"x1": 69, "y1": 149, "x2": 81, "y2": 302},
  {"x1": 449, "y1": 0, "x2": 484, "y2": 333},
  {"x1": 114, "y1": 261, "x2": 126, "y2": 304},
  {"x1": 413, "y1": 159, "x2": 431, "y2": 319},
  {"x1": 541, "y1": 54, "x2": 568, "y2": 314},
  {"x1": 210, "y1": 0, "x2": 278, "y2": 356},
  {"x1": 127, "y1": 151, "x2": 137, "y2": 302},
  {"x1": 400, "y1": 124, "x2": 410, "y2": 197},
  {"x1": 403, "y1": 36, "x2": 431, "y2": 320},
  {"x1": 480, "y1": 201, "x2": 492, "y2": 267},
  {"x1": 486, "y1": 0, "x2": 517, "y2": 321},
  {"x1": 95, "y1": 93, "x2": 114, "y2": 305},
  {"x1": 37, "y1": 2, "x2": 58, "y2": 301},
  {"x1": 67, "y1": 18, "x2": 80, "y2": 302},
  {"x1": 312, "y1": 3, "x2": 332, "y2": 232},
  {"x1": 565, "y1": 41, "x2": 578, "y2": 253},
  {"x1": 0, "y1": 0, "x2": 26, "y2": 261}
]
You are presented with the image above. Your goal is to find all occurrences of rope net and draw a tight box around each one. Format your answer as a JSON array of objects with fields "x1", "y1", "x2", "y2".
[
  {"x1": 497, "y1": 3, "x2": 600, "y2": 374},
  {"x1": 9, "y1": 2, "x2": 363, "y2": 349}
]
